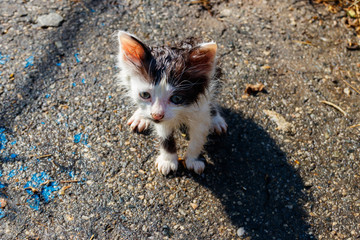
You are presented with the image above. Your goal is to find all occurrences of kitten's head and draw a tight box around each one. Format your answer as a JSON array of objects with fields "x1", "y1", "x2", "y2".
[{"x1": 117, "y1": 31, "x2": 217, "y2": 123}]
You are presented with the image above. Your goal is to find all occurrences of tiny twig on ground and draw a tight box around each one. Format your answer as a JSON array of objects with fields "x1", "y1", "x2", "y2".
[
  {"x1": 60, "y1": 180, "x2": 81, "y2": 183},
  {"x1": 343, "y1": 72, "x2": 360, "y2": 95},
  {"x1": 320, "y1": 100, "x2": 348, "y2": 116},
  {"x1": 28, "y1": 154, "x2": 53, "y2": 159},
  {"x1": 349, "y1": 123, "x2": 360, "y2": 128}
]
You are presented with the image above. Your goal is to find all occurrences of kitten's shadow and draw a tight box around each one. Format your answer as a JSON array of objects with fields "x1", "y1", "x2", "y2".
[{"x1": 194, "y1": 108, "x2": 312, "y2": 239}]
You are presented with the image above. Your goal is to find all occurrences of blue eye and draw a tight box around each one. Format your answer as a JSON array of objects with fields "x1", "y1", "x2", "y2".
[
  {"x1": 139, "y1": 92, "x2": 151, "y2": 99},
  {"x1": 170, "y1": 95, "x2": 184, "y2": 104}
]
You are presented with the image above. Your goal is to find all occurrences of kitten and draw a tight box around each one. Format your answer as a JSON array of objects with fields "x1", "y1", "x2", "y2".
[{"x1": 117, "y1": 31, "x2": 227, "y2": 175}]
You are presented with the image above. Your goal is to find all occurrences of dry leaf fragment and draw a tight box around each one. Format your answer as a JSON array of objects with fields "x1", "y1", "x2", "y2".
[
  {"x1": 59, "y1": 185, "x2": 72, "y2": 195},
  {"x1": 244, "y1": 83, "x2": 265, "y2": 96},
  {"x1": 263, "y1": 110, "x2": 295, "y2": 134},
  {"x1": 190, "y1": 202, "x2": 199, "y2": 210}
]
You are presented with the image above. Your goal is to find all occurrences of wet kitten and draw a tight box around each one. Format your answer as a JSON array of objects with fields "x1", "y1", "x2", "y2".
[{"x1": 117, "y1": 31, "x2": 227, "y2": 175}]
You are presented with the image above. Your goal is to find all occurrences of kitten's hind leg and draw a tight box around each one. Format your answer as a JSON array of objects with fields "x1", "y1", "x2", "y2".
[
  {"x1": 127, "y1": 109, "x2": 151, "y2": 132},
  {"x1": 210, "y1": 105, "x2": 227, "y2": 134}
]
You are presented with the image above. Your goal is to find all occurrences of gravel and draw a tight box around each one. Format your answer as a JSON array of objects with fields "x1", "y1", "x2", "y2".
[
  {"x1": 0, "y1": 0, "x2": 359, "y2": 239},
  {"x1": 37, "y1": 12, "x2": 64, "y2": 27}
]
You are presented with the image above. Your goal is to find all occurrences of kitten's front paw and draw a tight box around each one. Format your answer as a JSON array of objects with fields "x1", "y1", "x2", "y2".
[
  {"x1": 185, "y1": 158, "x2": 205, "y2": 175},
  {"x1": 155, "y1": 153, "x2": 178, "y2": 175},
  {"x1": 211, "y1": 115, "x2": 227, "y2": 135},
  {"x1": 127, "y1": 112, "x2": 151, "y2": 132}
]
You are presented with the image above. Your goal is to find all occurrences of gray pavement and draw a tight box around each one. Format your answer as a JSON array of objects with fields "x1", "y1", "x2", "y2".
[{"x1": 0, "y1": 0, "x2": 360, "y2": 239}]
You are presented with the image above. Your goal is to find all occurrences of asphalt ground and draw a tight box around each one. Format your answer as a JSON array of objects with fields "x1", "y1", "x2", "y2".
[{"x1": 0, "y1": 0, "x2": 360, "y2": 239}]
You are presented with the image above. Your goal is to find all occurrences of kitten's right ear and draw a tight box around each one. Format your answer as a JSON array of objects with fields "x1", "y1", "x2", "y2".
[{"x1": 118, "y1": 31, "x2": 152, "y2": 72}]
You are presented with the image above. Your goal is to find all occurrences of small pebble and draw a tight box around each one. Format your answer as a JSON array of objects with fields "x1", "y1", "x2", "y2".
[
  {"x1": 37, "y1": 13, "x2": 63, "y2": 27},
  {"x1": 237, "y1": 227, "x2": 246, "y2": 237},
  {"x1": 343, "y1": 87, "x2": 351, "y2": 96},
  {"x1": 0, "y1": 198, "x2": 7, "y2": 208}
]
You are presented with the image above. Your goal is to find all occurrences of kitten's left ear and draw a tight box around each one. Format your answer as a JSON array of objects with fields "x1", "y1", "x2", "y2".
[
  {"x1": 188, "y1": 42, "x2": 217, "y2": 77},
  {"x1": 118, "y1": 31, "x2": 152, "y2": 74}
]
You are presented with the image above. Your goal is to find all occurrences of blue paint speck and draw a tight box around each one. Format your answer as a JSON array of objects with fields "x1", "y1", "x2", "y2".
[
  {"x1": 24, "y1": 172, "x2": 60, "y2": 210},
  {"x1": 74, "y1": 133, "x2": 90, "y2": 147},
  {"x1": 27, "y1": 195, "x2": 40, "y2": 211},
  {"x1": 74, "y1": 53, "x2": 81, "y2": 63},
  {"x1": 90, "y1": 8, "x2": 95, "y2": 12},
  {"x1": 19, "y1": 166, "x2": 28, "y2": 171},
  {"x1": 8, "y1": 169, "x2": 17, "y2": 179},
  {"x1": 0, "y1": 128, "x2": 7, "y2": 150},
  {"x1": 24, "y1": 55, "x2": 34, "y2": 68},
  {"x1": 56, "y1": 62, "x2": 62, "y2": 66},
  {"x1": 81, "y1": 78, "x2": 85, "y2": 84},
  {"x1": 0, "y1": 209, "x2": 5, "y2": 219},
  {"x1": 45, "y1": 94, "x2": 51, "y2": 98},
  {"x1": 74, "y1": 133, "x2": 82, "y2": 143},
  {"x1": 41, "y1": 122, "x2": 45, "y2": 125},
  {"x1": 0, "y1": 170, "x2": 2, "y2": 177},
  {"x1": 0, "y1": 52, "x2": 10, "y2": 65},
  {"x1": 68, "y1": 171, "x2": 75, "y2": 178},
  {"x1": 108, "y1": 96, "x2": 112, "y2": 99},
  {"x1": 10, "y1": 153, "x2": 17, "y2": 159},
  {"x1": 72, "y1": 82, "x2": 76, "y2": 87},
  {"x1": 11, "y1": 140, "x2": 16, "y2": 145}
]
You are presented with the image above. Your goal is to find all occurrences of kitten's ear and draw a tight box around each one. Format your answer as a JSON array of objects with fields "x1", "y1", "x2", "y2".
[
  {"x1": 187, "y1": 42, "x2": 217, "y2": 76},
  {"x1": 118, "y1": 31, "x2": 152, "y2": 72}
]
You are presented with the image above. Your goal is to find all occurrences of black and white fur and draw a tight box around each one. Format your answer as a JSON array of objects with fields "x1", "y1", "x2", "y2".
[{"x1": 117, "y1": 31, "x2": 227, "y2": 175}]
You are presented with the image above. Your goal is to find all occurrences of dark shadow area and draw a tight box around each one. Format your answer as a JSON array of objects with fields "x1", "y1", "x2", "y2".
[
  {"x1": 195, "y1": 108, "x2": 313, "y2": 239},
  {"x1": 0, "y1": 0, "x2": 123, "y2": 130}
]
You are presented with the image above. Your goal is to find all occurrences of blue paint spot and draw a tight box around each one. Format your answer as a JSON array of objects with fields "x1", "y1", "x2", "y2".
[
  {"x1": 7, "y1": 169, "x2": 16, "y2": 180},
  {"x1": 90, "y1": 8, "x2": 95, "y2": 12},
  {"x1": 0, "y1": 209, "x2": 5, "y2": 219},
  {"x1": 108, "y1": 96, "x2": 112, "y2": 99},
  {"x1": 0, "y1": 128, "x2": 7, "y2": 150},
  {"x1": 74, "y1": 133, "x2": 90, "y2": 147},
  {"x1": 56, "y1": 62, "x2": 62, "y2": 66},
  {"x1": 24, "y1": 172, "x2": 60, "y2": 210},
  {"x1": 24, "y1": 55, "x2": 34, "y2": 68},
  {"x1": 0, "y1": 182, "x2": 5, "y2": 189},
  {"x1": 73, "y1": 133, "x2": 82, "y2": 143},
  {"x1": 45, "y1": 94, "x2": 51, "y2": 98},
  {"x1": 27, "y1": 195, "x2": 40, "y2": 211},
  {"x1": 41, "y1": 122, "x2": 45, "y2": 125},
  {"x1": 19, "y1": 166, "x2": 28, "y2": 171},
  {"x1": 11, "y1": 140, "x2": 16, "y2": 145},
  {"x1": 74, "y1": 53, "x2": 81, "y2": 63},
  {"x1": 0, "y1": 170, "x2": 2, "y2": 177},
  {"x1": 41, "y1": 182, "x2": 60, "y2": 202},
  {"x1": 81, "y1": 78, "x2": 85, "y2": 84},
  {"x1": 72, "y1": 82, "x2": 76, "y2": 87},
  {"x1": 10, "y1": 153, "x2": 17, "y2": 159},
  {"x1": 68, "y1": 171, "x2": 75, "y2": 178},
  {"x1": 0, "y1": 52, "x2": 10, "y2": 65}
]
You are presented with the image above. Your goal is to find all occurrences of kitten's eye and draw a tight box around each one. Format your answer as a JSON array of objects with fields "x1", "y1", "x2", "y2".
[
  {"x1": 170, "y1": 95, "x2": 184, "y2": 104},
  {"x1": 139, "y1": 92, "x2": 151, "y2": 99}
]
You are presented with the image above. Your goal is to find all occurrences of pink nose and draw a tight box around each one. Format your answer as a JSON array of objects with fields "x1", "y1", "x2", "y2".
[{"x1": 151, "y1": 113, "x2": 164, "y2": 120}]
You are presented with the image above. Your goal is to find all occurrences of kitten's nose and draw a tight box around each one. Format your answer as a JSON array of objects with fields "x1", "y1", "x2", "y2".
[{"x1": 151, "y1": 113, "x2": 164, "y2": 120}]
